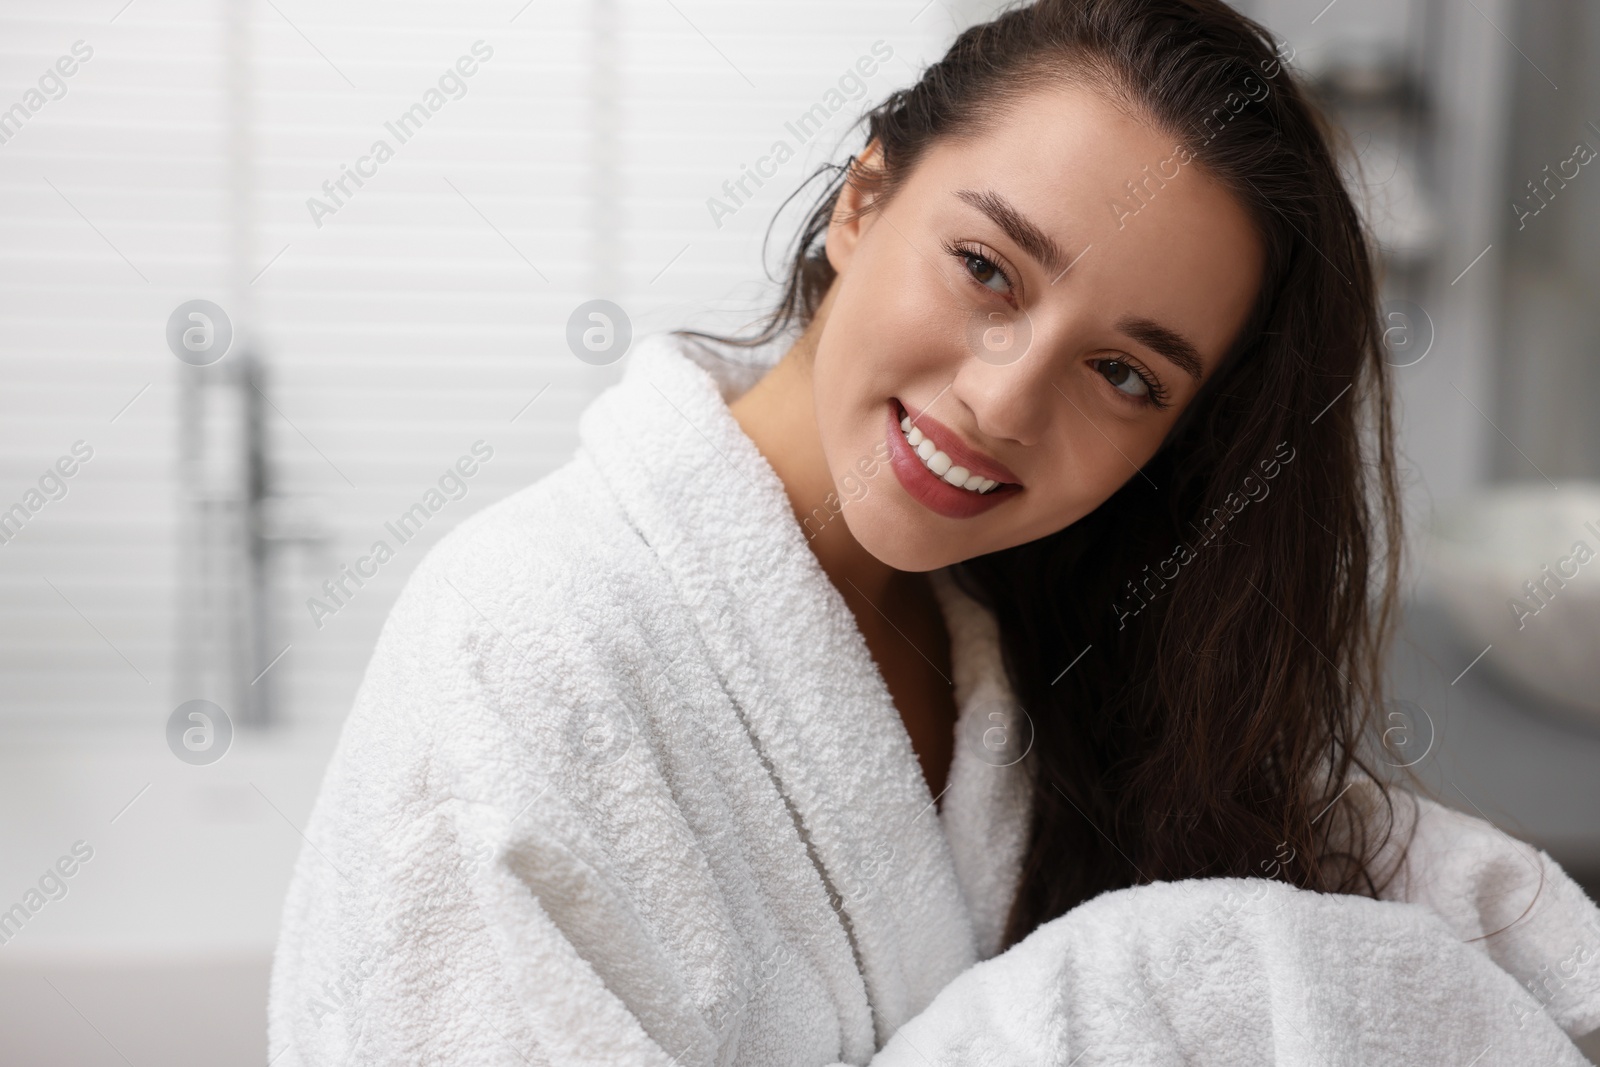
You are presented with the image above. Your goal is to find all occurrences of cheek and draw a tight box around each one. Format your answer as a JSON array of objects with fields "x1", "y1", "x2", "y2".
[
  {"x1": 812, "y1": 254, "x2": 964, "y2": 473},
  {"x1": 808, "y1": 346, "x2": 890, "y2": 502},
  {"x1": 1034, "y1": 399, "x2": 1166, "y2": 524},
  {"x1": 836, "y1": 223, "x2": 963, "y2": 361}
]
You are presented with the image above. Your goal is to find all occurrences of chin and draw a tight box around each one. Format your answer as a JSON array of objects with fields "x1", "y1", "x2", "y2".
[{"x1": 838, "y1": 503, "x2": 965, "y2": 573}]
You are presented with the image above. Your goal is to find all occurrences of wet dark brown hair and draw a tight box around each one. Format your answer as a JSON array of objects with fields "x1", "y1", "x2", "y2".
[{"x1": 681, "y1": 0, "x2": 1410, "y2": 950}]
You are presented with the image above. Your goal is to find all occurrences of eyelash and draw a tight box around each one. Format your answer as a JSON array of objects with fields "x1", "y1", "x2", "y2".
[
  {"x1": 1094, "y1": 358, "x2": 1171, "y2": 410},
  {"x1": 945, "y1": 240, "x2": 1018, "y2": 303},
  {"x1": 944, "y1": 240, "x2": 1170, "y2": 411}
]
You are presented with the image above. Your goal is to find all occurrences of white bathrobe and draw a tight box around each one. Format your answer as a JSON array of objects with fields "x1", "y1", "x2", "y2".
[{"x1": 268, "y1": 330, "x2": 1600, "y2": 1066}]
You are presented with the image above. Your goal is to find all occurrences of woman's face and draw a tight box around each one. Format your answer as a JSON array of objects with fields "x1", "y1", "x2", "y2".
[{"x1": 811, "y1": 82, "x2": 1264, "y2": 572}]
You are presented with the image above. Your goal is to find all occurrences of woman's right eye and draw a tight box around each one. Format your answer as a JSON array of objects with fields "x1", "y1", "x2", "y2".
[
  {"x1": 963, "y1": 252, "x2": 1011, "y2": 295},
  {"x1": 945, "y1": 240, "x2": 1015, "y2": 299}
]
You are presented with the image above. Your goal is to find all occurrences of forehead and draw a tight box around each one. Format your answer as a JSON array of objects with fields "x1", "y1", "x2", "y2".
[{"x1": 908, "y1": 83, "x2": 1265, "y2": 369}]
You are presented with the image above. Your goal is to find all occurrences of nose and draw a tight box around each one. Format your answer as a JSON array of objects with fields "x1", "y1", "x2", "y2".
[{"x1": 951, "y1": 313, "x2": 1064, "y2": 448}]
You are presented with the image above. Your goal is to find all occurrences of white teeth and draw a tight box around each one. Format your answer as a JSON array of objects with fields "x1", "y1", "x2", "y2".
[{"x1": 897, "y1": 414, "x2": 1002, "y2": 494}]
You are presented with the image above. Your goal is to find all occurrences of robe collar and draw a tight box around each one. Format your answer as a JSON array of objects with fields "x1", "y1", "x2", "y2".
[{"x1": 576, "y1": 330, "x2": 1034, "y2": 1044}]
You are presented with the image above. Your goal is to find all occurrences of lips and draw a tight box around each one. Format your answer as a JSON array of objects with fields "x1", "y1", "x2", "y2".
[
  {"x1": 885, "y1": 398, "x2": 1021, "y2": 520},
  {"x1": 894, "y1": 398, "x2": 1021, "y2": 486}
]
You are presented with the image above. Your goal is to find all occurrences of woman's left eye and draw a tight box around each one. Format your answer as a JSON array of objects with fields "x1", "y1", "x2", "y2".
[{"x1": 1095, "y1": 359, "x2": 1151, "y2": 400}]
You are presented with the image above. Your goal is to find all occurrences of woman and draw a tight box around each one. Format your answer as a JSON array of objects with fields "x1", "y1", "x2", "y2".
[{"x1": 269, "y1": 1, "x2": 1600, "y2": 1063}]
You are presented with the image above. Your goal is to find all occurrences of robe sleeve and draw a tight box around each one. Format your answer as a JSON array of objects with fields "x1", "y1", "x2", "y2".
[
  {"x1": 1364, "y1": 777, "x2": 1600, "y2": 1038},
  {"x1": 870, "y1": 876, "x2": 1596, "y2": 1065}
]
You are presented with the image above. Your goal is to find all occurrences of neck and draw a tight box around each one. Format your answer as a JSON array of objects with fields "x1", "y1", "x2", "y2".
[{"x1": 728, "y1": 325, "x2": 904, "y2": 609}]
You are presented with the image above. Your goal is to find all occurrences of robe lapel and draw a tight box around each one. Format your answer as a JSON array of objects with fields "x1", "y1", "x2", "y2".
[
  {"x1": 928, "y1": 566, "x2": 1037, "y2": 961},
  {"x1": 576, "y1": 330, "x2": 1033, "y2": 1045}
]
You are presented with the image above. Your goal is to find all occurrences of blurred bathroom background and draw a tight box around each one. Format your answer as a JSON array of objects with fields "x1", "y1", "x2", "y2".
[{"x1": 2, "y1": 0, "x2": 1598, "y2": 1062}]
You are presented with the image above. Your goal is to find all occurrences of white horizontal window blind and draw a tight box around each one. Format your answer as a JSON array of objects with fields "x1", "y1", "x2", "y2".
[
  {"x1": 0, "y1": 0, "x2": 948, "y2": 735},
  {"x1": 0, "y1": 2, "x2": 229, "y2": 733}
]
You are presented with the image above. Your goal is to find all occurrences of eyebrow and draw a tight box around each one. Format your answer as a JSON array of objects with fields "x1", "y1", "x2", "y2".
[
  {"x1": 1115, "y1": 315, "x2": 1204, "y2": 381},
  {"x1": 954, "y1": 188, "x2": 1070, "y2": 278}
]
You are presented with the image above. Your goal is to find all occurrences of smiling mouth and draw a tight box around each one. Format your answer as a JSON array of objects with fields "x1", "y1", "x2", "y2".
[{"x1": 893, "y1": 398, "x2": 1021, "y2": 495}]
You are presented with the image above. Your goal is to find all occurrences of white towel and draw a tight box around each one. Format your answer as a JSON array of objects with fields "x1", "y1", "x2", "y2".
[{"x1": 268, "y1": 329, "x2": 1600, "y2": 1065}]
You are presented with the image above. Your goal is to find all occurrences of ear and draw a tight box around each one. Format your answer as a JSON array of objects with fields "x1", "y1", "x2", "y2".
[{"x1": 824, "y1": 138, "x2": 887, "y2": 276}]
